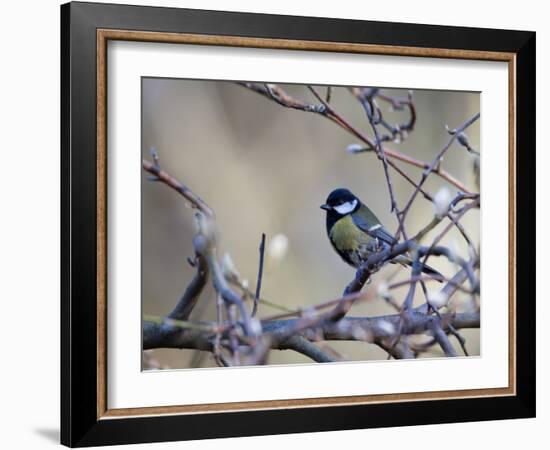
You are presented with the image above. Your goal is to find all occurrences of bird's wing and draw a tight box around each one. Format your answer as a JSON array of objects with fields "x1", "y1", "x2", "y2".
[{"x1": 351, "y1": 213, "x2": 397, "y2": 247}]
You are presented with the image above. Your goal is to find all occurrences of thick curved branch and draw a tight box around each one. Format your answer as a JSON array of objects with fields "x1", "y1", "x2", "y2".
[
  {"x1": 143, "y1": 154, "x2": 258, "y2": 342},
  {"x1": 143, "y1": 320, "x2": 214, "y2": 352},
  {"x1": 193, "y1": 221, "x2": 257, "y2": 339},
  {"x1": 432, "y1": 326, "x2": 459, "y2": 357},
  {"x1": 280, "y1": 335, "x2": 337, "y2": 363},
  {"x1": 168, "y1": 254, "x2": 209, "y2": 321}
]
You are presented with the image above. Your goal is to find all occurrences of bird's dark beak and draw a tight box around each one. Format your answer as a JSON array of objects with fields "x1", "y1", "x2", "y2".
[{"x1": 320, "y1": 204, "x2": 331, "y2": 211}]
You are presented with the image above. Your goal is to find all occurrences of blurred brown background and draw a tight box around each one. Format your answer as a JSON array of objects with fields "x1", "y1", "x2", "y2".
[{"x1": 141, "y1": 78, "x2": 480, "y2": 369}]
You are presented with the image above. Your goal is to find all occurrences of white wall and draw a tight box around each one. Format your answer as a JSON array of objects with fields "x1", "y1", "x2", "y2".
[{"x1": 0, "y1": 0, "x2": 545, "y2": 449}]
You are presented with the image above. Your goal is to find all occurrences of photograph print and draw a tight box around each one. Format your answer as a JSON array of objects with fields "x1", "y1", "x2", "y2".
[{"x1": 141, "y1": 79, "x2": 480, "y2": 370}]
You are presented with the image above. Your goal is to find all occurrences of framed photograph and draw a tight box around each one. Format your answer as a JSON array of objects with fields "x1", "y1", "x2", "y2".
[{"x1": 61, "y1": 1, "x2": 535, "y2": 447}]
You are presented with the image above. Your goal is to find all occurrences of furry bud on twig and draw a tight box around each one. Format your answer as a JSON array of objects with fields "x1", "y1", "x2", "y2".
[
  {"x1": 346, "y1": 143, "x2": 368, "y2": 154},
  {"x1": 433, "y1": 187, "x2": 453, "y2": 219},
  {"x1": 267, "y1": 233, "x2": 289, "y2": 264},
  {"x1": 376, "y1": 281, "x2": 390, "y2": 299},
  {"x1": 377, "y1": 320, "x2": 395, "y2": 336},
  {"x1": 250, "y1": 318, "x2": 263, "y2": 335},
  {"x1": 427, "y1": 290, "x2": 448, "y2": 309}
]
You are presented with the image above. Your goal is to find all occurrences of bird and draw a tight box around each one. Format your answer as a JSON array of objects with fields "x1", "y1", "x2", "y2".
[{"x1": 320, "y1": 188, "x2": 442, "y2": 279}]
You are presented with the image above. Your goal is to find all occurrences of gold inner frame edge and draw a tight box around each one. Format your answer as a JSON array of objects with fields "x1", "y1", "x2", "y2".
[{"x1": 95, "y1": 29, "x2": 517, "y2": 419}]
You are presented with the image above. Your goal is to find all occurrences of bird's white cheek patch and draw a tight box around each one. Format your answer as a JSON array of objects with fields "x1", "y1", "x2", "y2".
[{"x1": 334, "y1": 199, "x2": 358, "y2": 215}]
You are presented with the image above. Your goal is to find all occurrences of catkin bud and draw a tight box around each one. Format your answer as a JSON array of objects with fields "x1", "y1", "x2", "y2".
[
  {"x1": 378, "y1": 320, "x2": 395, "y2": 336},
  {"x1": 267, "y1": 233, "x2": 289, "y2": 264},
  {"x1": 346, "y1": 143, "x2": 365, "y2": 154},
  {"x1": 433, "y1": 187, "x2": 453, "y2": 218},
  {"x1": 427, "y1": 290, "x2": 448, "y2": 309}
]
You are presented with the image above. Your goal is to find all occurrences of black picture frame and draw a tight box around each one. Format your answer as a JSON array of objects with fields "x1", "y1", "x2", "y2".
[{"x1": 61, "y1": 1, "x2": 535, "y2": 447}]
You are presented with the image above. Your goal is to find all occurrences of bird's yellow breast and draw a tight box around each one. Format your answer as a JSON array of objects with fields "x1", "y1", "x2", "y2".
[{"x1": 330, "y1": 215, "x2": 373, "y2": 250}]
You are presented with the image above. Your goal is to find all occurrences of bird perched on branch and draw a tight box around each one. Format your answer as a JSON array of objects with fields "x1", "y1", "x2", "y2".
[{"x1": 321, "y1": 188, "x2": 442, "y2": 279}]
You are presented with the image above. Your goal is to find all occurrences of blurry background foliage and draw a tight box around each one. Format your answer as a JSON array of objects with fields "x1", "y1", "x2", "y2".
[{"x1": 142, "y1": 78, "x2": 480, "y2": 369}]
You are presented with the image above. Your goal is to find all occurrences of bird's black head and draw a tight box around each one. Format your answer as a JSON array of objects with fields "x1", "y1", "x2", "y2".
[{"x1": 320, "y1": 188, "x2": 361, "y2": 217}]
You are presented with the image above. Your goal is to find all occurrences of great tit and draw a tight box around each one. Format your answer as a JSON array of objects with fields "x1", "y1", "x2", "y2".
[{"x1": 321, "y1": 188, "x2": 442, "y2": 279}]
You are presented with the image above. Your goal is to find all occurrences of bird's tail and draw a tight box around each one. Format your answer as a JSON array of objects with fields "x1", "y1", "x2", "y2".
[{"x1": 394, "y1": 255, "x2": 443, "y2": 282}]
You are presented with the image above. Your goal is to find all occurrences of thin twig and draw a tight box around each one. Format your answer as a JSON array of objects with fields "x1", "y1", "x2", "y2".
[
  {"x1": 252, "y1": 233, "x2": 266, "y2": 317},
  {"x1": 143, "y1": 158, "x2": 214, "y2": 218},
  {"x1": 396, "y1": 113, "x2": 480, "y2": 239},
  {"x1": 240, "y1": 83, "x2": 473, "y2": 193},
  {"x1": 325, "y1": 86, "x2": 332, "y2": 103}
]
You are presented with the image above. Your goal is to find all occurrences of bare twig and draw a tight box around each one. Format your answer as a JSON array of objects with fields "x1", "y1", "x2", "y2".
[
  {"x1": 260, "y1": 290, "x2": 371, "y2": 322},
  {"x1": 395, "y1": 113, "x2": 480, "y2": 239},
  {"x1": 143, "y1": 157, "x2": 214, "y2": 218},
  {"x1": 240, "y1": 83, "x2": 473, "y2": 193},
  {"x1": 252, "y1": 233, "x2": 266, "y2": 317},
  {"x1": 325, "y1": 86, "x2": 332, "y2": 104},
  {"x1": 351, "y1": 88, "x2": 400, "y2": 215}
]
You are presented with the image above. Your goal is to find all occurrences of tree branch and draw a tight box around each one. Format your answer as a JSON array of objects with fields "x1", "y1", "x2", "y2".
[
  {"x1": 280, "y1": 335, "x2": 337, "y2": 363},
  {"x1": 143, "y1": 310, "x2": 479, "y2": 359},
  {"x1": 143, "y1": 158, "x2": 214, "y2": 218},
  {"x1": 168, "y1": 254, "x2": 209, "y2": 321},
  {"x1": 239, "y1": 83, "x2": 474, "y2": 193}
]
